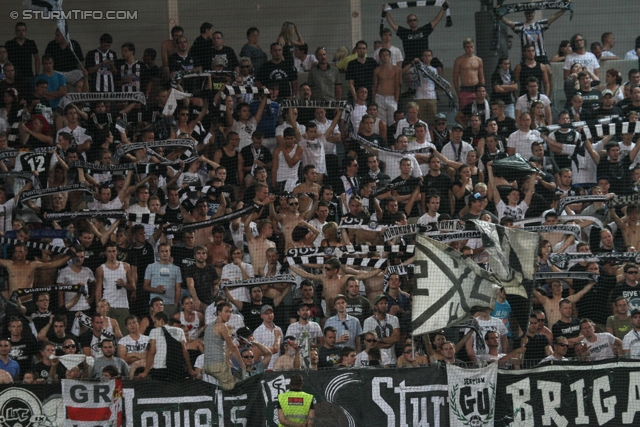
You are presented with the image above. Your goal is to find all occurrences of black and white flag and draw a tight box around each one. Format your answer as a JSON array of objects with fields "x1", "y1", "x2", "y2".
[
  {"x1": 59, "y1": 92, "x2": 146, "y2": 109},
  {"x1": 411, "y1": 233, "x2": 502, "y2": 334}
]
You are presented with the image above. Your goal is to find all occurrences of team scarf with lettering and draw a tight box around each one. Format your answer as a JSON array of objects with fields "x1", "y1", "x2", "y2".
[
  {"x1": 286, "y1": 244, "x2": 415, "y2": 258},
  {"x1": 557, "y1": 195, "x2": 608, "y2": 214},
  {"x1": 338, "y1": 216, "x2": 385, "y2": 232},
  {"x1": 514, "y1": 215, "x2": 604, "y2": 230},
  {"x1": 279, "y1": 99, "x2": 349, "y2": 110},
  {"x1": 0, "y1": 237, "x2": 73, "y2": 255},
  {"x1": 11, "y1": 284, "x2": 87, "y2": 303},
  {"x1": 287, "y1": 255, "x2": 389, "y2": 270},
  {"x1": 413, "y1": 61, "x2": 455, "y2": 104},
  {"x1": 0, "y1": 171, "x2": 43, "y2": 189},
  {"x1": 493, "y1": 0, "x2": 573, "y2": 18},
  {"x1": 610, "y1": 194, "x2": 640, "y2": 207},
  {"x1": 115, "y1": 116, "x2": 179, "y2": 140},
  {"x1": 171, "y1": 69, "x2": 236, "y2": 87},
  {"x1": 521, "y1": 225, "x2": 582, "y2": 240},
  {"x1": 383, "y1": 223, "x2": 439, "y2": 241},
  {"x1": 165, "y1": 203, "x2": 259, "y2": 233},
  {"x1": 0, "y1": 150, "x2": 19, "y2": 160},
  {"x1": 549, "y1": 252, "x2": 640, "y2": 269},
  {"x1": 59, "y1": 92, "x2": 146, "y2": 109},
  {"x1": 428, "y1": 231, "x2": 481, "y2": 242},
  {"x1": 381, "y1": 1, "x2": 452, "y2": 35},
  {"x1": 43, "y1": 209, "x2": 127, "y2": 222},
  {"x1": 19, "y1": 183, "x2": 92, "y2": 204},
  {"x1": 70, "y1": 160, "x2": 170, "y2": 176},
  {"x1": 534, "y1": 272, "x2": 598, "y2": 282},
  {"x1": 4, "y1": 229, "x2": 71, "y2": 240},
  {"x1": 221, "y1": 274, "x2": 297, "y2": 288},
  {"x1": 177, "y1": 185, "x2": 218, "y2": 199},
  {"x1": 383, "y1": 263, "x2": 415, "y2": 291},
  {"x1": 350, "y1": 132, "x2": 433, "y2": 155},
  {"x1": 114, "y1": 139, "x2": 196, "y2": 157}
]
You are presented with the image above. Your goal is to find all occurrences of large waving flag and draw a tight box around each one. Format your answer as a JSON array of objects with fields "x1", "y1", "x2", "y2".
[{"x1": 411, "y1": 221, "x2": 538, "y2": 334}]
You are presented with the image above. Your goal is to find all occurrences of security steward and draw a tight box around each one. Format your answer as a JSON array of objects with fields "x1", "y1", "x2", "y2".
[{"x1": 276, "y1": 373, "x2": 316, "y2": 427}]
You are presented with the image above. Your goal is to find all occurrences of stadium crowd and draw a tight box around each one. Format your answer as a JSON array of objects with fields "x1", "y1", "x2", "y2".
[{"x1": 2, "y1": 1, "x2": 640, "y2": 389}]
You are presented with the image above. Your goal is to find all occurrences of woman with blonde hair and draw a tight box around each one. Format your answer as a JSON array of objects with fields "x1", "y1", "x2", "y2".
[
  {"x1": 276, "y1": 22, "x2": 304, "y2": 67},
  {"x1": 320, "y1": 222, "x2": 344, "y2": 247}
]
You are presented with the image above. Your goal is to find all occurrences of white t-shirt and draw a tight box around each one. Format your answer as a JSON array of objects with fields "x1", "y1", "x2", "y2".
[
  {"x1": 496, "y1": 199, "x2": 529, "y2": 220},
  {"x1": 395, "y1": 119, "x2": 431, "y2": 143},
  {"x1": 515, "y1": 93, "x2": 551, "y2": 115},
  {"x1": 313, "y1": 118, "x2": 340, "y2": 155},
  {"x1": 232, "y1": 118, "x2": 259, "y2": 150},
  {"x1": 583, "y1": 333, "x2": 616, "y2": 361},
  {"x1": 622, "y1": 329, "x2": 640, "y2": 359},
  {"x1": 561, "y1": 142, "x2": 597, "y2": 184},
  {"x1": 118, "y1": 334, "x2": 150, "y2": 356},
  {"x1": 285, "y1": 321, "x2": 323, "y2": 345},
  {"x1": 441, "y1": 140, "x2": 474, "y2": 164},
  {"x1": 149, "y1": 325, "x2": 186, "y2": 369},
  {"x1": 221, "y1": 262, "x2": 255, "y2": 303},
  {"x1": 88, "y1": 197, "x2": 123, "y2": 211},
  {"x1": 408, "y1": 140, "x2": 436, "y2": 175},
  {"x1": 300, "y1": 137, "x2": 326, "y2": 174},
  {"x1": 507, "y1": 129, "x2": 541, "y2": 158},
  {"x1": 253, "y1": 323, "x2": 283, "y2": 369},
  {"x1": 294, "y1": 54, "x2": 317, "y2": 72},
  {"x1": 465, "y1": 316, "x2": 508, "y2": 359},
  {"x1": 539, "y1": 354, "x2": 568, "y2": 364},
  {"x1": 377, "y1": 150, "x2": 422, "y2": 181},
  {"x1": 363, "y1": 314, "x2": 400, "y2": 364},
  {"x1": 563, "y1": 52, "x2": 600, "y2": 74},
  {"x1": 57, "y1": 266, "x2": 94, "y2": 311},
  {"x1": 625, "y1": 49, "x2": 639, "y2": 60},
  {"x1": 354, "y1": 349, "x2": 391, "y2": 368}
]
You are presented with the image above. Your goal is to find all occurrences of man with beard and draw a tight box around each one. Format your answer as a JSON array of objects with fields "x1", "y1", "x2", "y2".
[
  {"x1": 185, "y1": 246, "x2": 218, "y2": 313},
  {"x1": 363, "y1": 295, "x2": 400, "y2": 364}
]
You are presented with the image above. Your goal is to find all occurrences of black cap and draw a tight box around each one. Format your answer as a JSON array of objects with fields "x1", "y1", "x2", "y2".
[
  {"x1": 631, "y1": 308, "x2": 640, "y2": 317},
  {"x1": 451, "y1": 123, "x2": 464, "y2": 131}
]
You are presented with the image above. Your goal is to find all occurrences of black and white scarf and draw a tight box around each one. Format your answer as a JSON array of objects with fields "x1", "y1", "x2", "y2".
[
  {"x1": 128, "y1": 213, "x2": 167, "y2": 225},
  {"x1": 19, "y1": 183, "x2": 92, "y2": 204},
  {"x1": 351, "y1": 132, "x2": 431, "y2": 155},
  {"x1": 0, "y1": 150, "x2": 19, "y2": 160},
  {"x1": 610, "y1": 194, "x2": 640, "y2": 208},
  {"x1": 0, "y1": 237, "x2": 73, "y2": 256},
  {"x1": 522, "y1": 225, "x2": 581, "y2": 240},
  {"x1": 115, "y1": 139, "x2": 196, "y2": 157},
  {"x1": 582, "y1": 121, "x2": 640, "y2": 140},
  {"x1": 427, "y1": 231, "x2": 481, "y2": 242},
  {"x1": 286, "y1": 244, "x2": 415, "y2": 258},
  {"x1": 549, "y1": 252, "x2": 640, "y2": 269},
  {"x1": 534, "y1": 272, "x2": 598, "y2": 282},
  {"x1": 70, "y1": 160, "x2": 171, "y2": 175},
  {"x1": 165, "y1": 204, "x2": 258, "y2": 233},
  {"x1": 514, "y1": 215, "x2": 604, "y2": 230},
  {"x1": 221, "y1": 274, "x2": 297, "y2": 288},
  {"x1": 11, "y1": 284, "x2": 86, "y2": 302},
  {"x1": 413, "y1": 61, "x2": 455, "y2": 104},
  {"x1": 0, "y1": 171, "x2": 43, "y2": 189},
  {"x1": 44, "y1": 210, "x2": 127, "y2": 221},
  {"x1": 494, "y1": 1, "x2": 573, "y2": 19},
  {"x1": 383, "y1": 223, "x2": 439, "y2": 241},
  {"x1": 557, "y1": 195, "x2": 608, "y2": 214},
  {"x1": 280, "y1": 99, "x2": 349, "y2": 110},
  {"x1": 381, "y1": 1, "x2": 452, "y2": 34},
  {"x1": 383, "y1": 264, "x2": 415, "y2": 291},
  {"x1": 59, "y1": 92, "x2": 146, "y2": 109},
  {"x1": 287, "y1": 256, "x2": 389, "y2": 270},
  {"x1": 338, "y1": 216, "x2": 384, "y2": 232}
]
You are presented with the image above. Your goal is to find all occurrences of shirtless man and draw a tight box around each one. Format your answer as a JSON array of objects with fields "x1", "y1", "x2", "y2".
[
  {"x1": 161, "y1": 26, "x2": 184, "y2": 79},
  {"x1": 289, "y1": 258, "x2": 381, "y2": 317},
  {"x1": 293, "y1": 165, "x2": 321, "y2": 214},
  {"x1": 453, "y1": 38, "x2": 484, "y2": 110},
  {"x1": 34, "y1": 246, "x2": 67, "y2": 289},
  {"x1": 206, "y1": 225, "x2": 230, "y2": 278},
  {"x1": 372, "y1": 49, "x2": 401, "y2": 125},
  {"x1": 269, "y1": 194, "x2": 315, "y2": 249},
  {"x1": 190, "y1": 198, "x2": 215, "y2": 247},
  {"x1": 610, "y1": 206, "x2": 640, "y2": 250},
  {"x1": 534, "y1": 279, "x2": 595, "y2": 329},
  {"x1": 245, "y1": 217, "x2": 276, "y2": 275},
  {"x1": 0, "y1": 242, "x2": 74, "y2": 300}
]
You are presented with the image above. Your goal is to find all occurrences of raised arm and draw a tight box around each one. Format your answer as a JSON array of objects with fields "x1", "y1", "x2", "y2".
[
  {"x1": 288, "y1": 264, "x2": 323, "y2": 281},
  {"x1": 500, "y1": 15, "x2": 516, "y2": 29},
  {"x1": 383, "y1": 6, "x2": 400, "y2": 33}
]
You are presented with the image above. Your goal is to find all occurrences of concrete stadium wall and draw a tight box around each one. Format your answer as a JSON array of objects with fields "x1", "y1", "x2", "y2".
[{"x1": 0, "y1": 1, "x2": 637, "y2": 86}]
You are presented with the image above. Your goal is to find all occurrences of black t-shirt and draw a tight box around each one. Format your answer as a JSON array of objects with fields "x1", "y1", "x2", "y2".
[
  {"x1": 27, "y1": 306, "x2": 68, "y2": 335},
  {"x1": 496, "y1": 116, "x2": 517, "y2": 141},
  {"x1": 240, "y1": 144, "x2": 274, "y2": 171},
  {"x1": 7, "y1": 333, "x2": 38, "y2": 376},
  {"x1": 610, "y1": 283, "x2": 640, "y2": 312},
  {"x1": 213, "y1": 46, "x2": 239, "y2": 71},
  {"x1": 184, "y1": 263, "x2": 219, "y2": 306},
  {"x1": 552, "y1": 318, "x2": 581, "y2": 358},
  {"x1": 390, "y1": 176, "x2": 421, "y2": 218},
  {"x1": 292, "y1": 298, "x2": 324, "y2": 324},
  {"x1": 317, "y1": 345, "x2": 341, "y2": 369},
  {"x1": 171, "y1": 245, "x2": 196, "y2": 277},
  {"x1": 597, "y1": 156, "x2": 633, "y2": 195},
  {"x1": 422, "y1": 172, "x2": 453, "y2": 215},
  {"x1": 81, "y1": 239, "x2": 106, "y2": 272},
  {"x1": 345, "y1": 58, "x2": 378, "y2": 94},
  {"x1": 397, "y1": 23, "x2": 434, "y2": 65},
  {"x1": 521, "y1": 333, "x2": 550, "y2": 366},
  {"x1": 32, "y1": 360, "x2": 53, "y2": 380},
  {"x1": 256, "y1": 60, "x2": 297, "y2": 98},
  {"x1": 240, "y1": 297, "x2": 275, "y2": 332}
]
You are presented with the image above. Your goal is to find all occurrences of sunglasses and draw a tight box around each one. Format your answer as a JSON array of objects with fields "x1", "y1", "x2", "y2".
[
  {"x1": 288, "y1": 202, "x2": 299, "y2": 206},
  {"x1": 242, "y1": 355, "x2": 254, "y2": 359},
  {"x1": 408, "y1": 18, "x2": 417, "y2": 22},
  {"x1": 404, "y1": 350, "x2": 414, "y2": 354},
  {"x1": 627, "y1": 271, "x2": 638, "y2": 274},
  {"x1": 63, "y1": 344, "x2": 76, "y2": 349},
  {"x1": 556, "y1": 343, "x2": 569, "y2": 348},
  {"x1": 365, "y1": 339, "x2": 377, "y2": 343}
]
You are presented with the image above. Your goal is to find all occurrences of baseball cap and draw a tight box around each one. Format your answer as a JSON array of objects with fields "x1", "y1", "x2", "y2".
[
  {"x1": 529, "y1": 156, "x2": 543, "y2": 163},
  {"x1": 451, "y1": 123, "x2": 464, "y2": 131},
  {"x1": 213, "y1": 57, "x2": 225, "y2": 67},
  {"x1": 260, "y1": 305, "x2": 274, "y2": 314},
  {"x1": 333, "y1": 294, "x2": 347, "y2": 304},
  {"x1": 602, "y1": 89, "x2": 614, "y2": 97},
  {"x1": 468, "y1": 192, "x2": 486, "y2": 204},
  {"x1": 236, "y1": 326, "x2": 253, "y2": 338},
  {"x1": 373, "y1": 294, "x2": 388, "y2": 305},
  {"x1": 298, "y1": 301, "x2": 312, "y2": 310},
  {"x1": 631, "y1": 308, "x2": 640, "y2": 316},
  {"x1": 435, "y1": 113, "x2": 447, "y2": 121}
]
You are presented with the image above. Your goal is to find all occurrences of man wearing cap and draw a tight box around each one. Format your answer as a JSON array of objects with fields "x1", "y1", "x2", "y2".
[
  {"x1": 325, "y1": 294, "x2": 362, "y2": 352},
  {"x1": 441, "y1": 124, "x2": 474, "y2": 166},
  {"x1": 622, "y1": 309, "x2": 640, "y2": 359},
  {"x1": 464, "y1": 306, "x2": 508, "y2": 364},
  {"x1": 363, "y1": 295, "x2": 400, "y2": 364},
  {"x1": 430, "y1": 113, "x2": 450, "y2": 152},
  {"x1": 286, "y1": 302, "x2": 323, "y2": 367},
  {"x1": 460, "y1": 192, "x2": 498, "y2": 223},
  {"x1": 252, "y1": 305, "x2": 283, "y2": 370},
  {"x1": 593, "y1": 89, "x2": 622, "y2": 122}
]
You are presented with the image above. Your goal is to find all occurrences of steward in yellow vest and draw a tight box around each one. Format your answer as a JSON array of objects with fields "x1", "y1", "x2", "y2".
[{"x1": 276, "y1": 373, "x2": 316, "y2": 426}]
